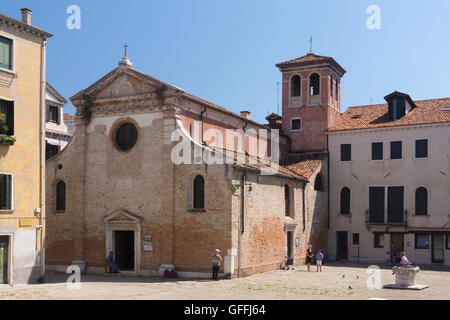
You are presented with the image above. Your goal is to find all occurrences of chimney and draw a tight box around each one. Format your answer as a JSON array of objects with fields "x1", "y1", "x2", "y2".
[
  {"x1": 21, "y1": 8, "x2": 32, "y2": 25},
  {"x1": 240, "y1": 111, "x2": 251, "y2": 120}
]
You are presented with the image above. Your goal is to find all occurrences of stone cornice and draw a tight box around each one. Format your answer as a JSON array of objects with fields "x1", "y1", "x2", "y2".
[
  {"x1": 0, "y1": 14, "x2": 53, "y2": 39},
  {"x1": 327, "y1": 122, "x2": 450, "y2": 136}
]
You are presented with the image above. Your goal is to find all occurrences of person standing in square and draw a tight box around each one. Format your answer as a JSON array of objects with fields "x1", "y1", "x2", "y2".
[
  {"x1": 315, "y1": 249, "x2": 324, "y2": 272},
  {"x1": 212, "y1": 249, "x2": 222, "y2": 281}
]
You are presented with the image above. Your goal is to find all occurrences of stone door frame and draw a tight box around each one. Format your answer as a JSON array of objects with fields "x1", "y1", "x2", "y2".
[
  {"x1": 0, "y1": 232, "x2": 13, "y2": 285},
  {"x1": 104, "y1": 210, "x2": 142, "y2": 275}
]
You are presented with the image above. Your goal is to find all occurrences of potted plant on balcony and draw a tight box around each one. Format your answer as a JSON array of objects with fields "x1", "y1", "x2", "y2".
[{"x1": 0, "y1": 113, "x2": 15, "y2": 145}]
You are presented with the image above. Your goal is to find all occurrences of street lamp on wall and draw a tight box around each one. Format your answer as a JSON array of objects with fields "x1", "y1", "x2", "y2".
[{"x1": 231, "y1": 183, "x2": 253, "y2": 195}]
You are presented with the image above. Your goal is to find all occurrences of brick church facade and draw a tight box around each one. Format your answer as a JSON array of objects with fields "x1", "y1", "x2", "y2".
[{"x1": 45, "y1": 51, "x2": 342, "y2": 278}]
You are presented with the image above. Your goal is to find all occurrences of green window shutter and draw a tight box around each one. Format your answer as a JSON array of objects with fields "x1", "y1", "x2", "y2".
[
  {"x1": 0, "y1": 175, "x2": 12, "y2": 210},
  {"x1": 4, "y1": 175, "x2": 11, "y2": 210},
  {"x1": 0, "y1": 174, "x2": 12, "y2": 210},
  {"x1": 0, "y1": 37, "x2": 12, "y2": 70}
]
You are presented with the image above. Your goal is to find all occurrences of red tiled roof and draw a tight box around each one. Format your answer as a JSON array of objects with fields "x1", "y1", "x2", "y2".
[
  {"x1": 205, "y1": 147, "x2": 308, "y2": 182},
  {"x1": 276, "y1": 53, "x2": 346, "y2": 75},
  {"x1": 64, "y1": 114, "x2": 76, "y2": 120},
  {"x1": 329, "y1": 97, "x2": 450, "y2": 132},
  {"x1": 282, "y1": 153, "x2": 327, "y2": 180}
]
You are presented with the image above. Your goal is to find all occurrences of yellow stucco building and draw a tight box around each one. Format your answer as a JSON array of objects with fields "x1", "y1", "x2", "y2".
[{"x1": 0, "y1": 8, "x2": 52, "y2": 284}]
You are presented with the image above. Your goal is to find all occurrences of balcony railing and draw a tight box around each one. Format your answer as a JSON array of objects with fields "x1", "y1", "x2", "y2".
[{"x1": 365, "y1": 210, "x2": 408, "y2": 227}]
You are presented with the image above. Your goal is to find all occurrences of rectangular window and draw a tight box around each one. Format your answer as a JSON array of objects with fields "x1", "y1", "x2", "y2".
[
  {"x1": 0, "y1": 174, "x2": 12, "y2": 210},
  {"x1": 371, "y1": 142, "x2": 383, "y2": 160},
  {"x1": 352, "y1": 233, "x2": 360, "y2": 246},
  {"x1": 49, "y1": 106, "x2": 59, "y2": 124},
  {"x1": 415, "y1": 139, "x2": 428, "y2": 158},
  {"x1": 447, "y1": 234, "x2": 450, "y2": 250},
  {"x1": 0, "y1": 36, "x2": 12, "y2": 70},
  {"x1": 291, "y1": 119, "x2": 301, "y2": 131},
  {"x1": 0, "y1": 100, "x2": 14, "y2": 136},
  {"x1": 415, "y1": 234, "x2": 430, "y2": 249},
  {"x1": 369, "y1": 187, "x2": 385, "y2": 223},
  {"x1": 374, "y1": 233, "x2": 385, "y2": 248},
  {"x1": 390, "y1": 141, "x2": 402, "y2": 159},
  {"x1": 341, "y1": 144, "x2": 351, "y2": 162},
  {"x1": 387, "y1": 186, "x2": 404, "y2": 223},
  {"x1": 46, "y1": 143, "x2": 59, "y2": 160}
]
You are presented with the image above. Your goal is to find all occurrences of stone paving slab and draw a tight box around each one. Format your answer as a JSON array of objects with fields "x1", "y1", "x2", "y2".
[{"x1": 0, "y1": 263, "x2": 449, "y2": 300}]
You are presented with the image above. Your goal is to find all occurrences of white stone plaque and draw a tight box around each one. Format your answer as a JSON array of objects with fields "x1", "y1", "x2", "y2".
[{"x1": 143, "y1": 235, "x2": 153, "y2": 251}]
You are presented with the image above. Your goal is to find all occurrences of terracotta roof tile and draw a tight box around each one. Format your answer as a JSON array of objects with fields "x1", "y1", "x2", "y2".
[
  {"x1": 64, "y1": 114, "x2": 76, "y2": 120},
  {"x1": 329, "y1": 97, "x2": 450, "y2": 132},
  {"x1": 276, "y1": 53, "x2": 346, "y2": 75},
  {"x1": 282, "y1": 153, "x2": 326, "y2": 180}
]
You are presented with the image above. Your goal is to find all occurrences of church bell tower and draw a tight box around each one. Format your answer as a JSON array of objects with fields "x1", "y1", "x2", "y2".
[{"x1": 276, "y1": 51, "x2": 346, "y2": 153}]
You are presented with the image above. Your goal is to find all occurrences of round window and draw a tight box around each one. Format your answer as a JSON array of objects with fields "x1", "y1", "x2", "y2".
[{"x1": 114, "y1": 122, "x2": 138, "y2": 151}]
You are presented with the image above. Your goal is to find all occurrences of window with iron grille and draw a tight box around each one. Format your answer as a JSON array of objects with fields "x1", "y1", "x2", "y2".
[
  {"x1": 56, "y1": 181, "x2": 66, "y2": 212},
  {"x1": 193, "y1": 175, "x2": 205, "y2": 209},
  {"x1": 284, "y1": 185, "x2": 290, "y2": 217}
]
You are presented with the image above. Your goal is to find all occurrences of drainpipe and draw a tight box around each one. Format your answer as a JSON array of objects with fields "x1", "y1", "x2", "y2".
[
  {"x1": 39, "y1": 39, "x2": 47, "y2": 278},
  {"x1": 237, "y1": 169, "x2": 246, "y2": 278},
  {"x1": 327, "y1": 134, "x2": 330, "y2": 231}
]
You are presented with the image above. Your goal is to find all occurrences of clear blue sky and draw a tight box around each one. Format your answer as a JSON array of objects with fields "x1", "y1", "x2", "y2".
[{"x1": 3, "y1": 0, "x2": 450, "y2": 124}]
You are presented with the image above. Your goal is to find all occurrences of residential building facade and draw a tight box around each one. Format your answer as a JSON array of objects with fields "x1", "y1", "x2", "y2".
[
  {"x1": 45, "y1": 83, "x2": 72, "y2": 160},
  {"x1": 0, "y1": 8, "x2": 52, "y2": 284},
  {"x1": 328, "y1": 93, "x2": 450, "y2": 265}
]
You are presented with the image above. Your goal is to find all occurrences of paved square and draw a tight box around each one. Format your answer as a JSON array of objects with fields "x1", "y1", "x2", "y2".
[{"x1": 1, "y1": 263, "x2": 449, "y2": 300}]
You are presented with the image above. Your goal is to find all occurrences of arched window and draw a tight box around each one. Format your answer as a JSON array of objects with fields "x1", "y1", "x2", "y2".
[
  {"x1": 314, "y1": 174, "x2": 324, "y2": 192},
  {"x1": 284, "y1": 185, "x2": 290, "y2": 216},
  {"x1": 309, "y1": 73, "x2": 320, "y2": 96},
  {"x1": 56, "y1": 181, "x2": 66, "y2": 212},
  {"x1": 291, "y1": 75, "x2": 301, "y2": 97},
  {"x1": 340, "y1": 187, "x2": 351, "y2": 214},
  {"x1": 330, "y1": 75, "x2": 334, "y2": 99},
  {"x1": 335, "y1": 79, "x2": 339, "y2": 101},
  {"x1": 415, "y1": 187, "x2": 428, "y2": 215},
  {"x1": 193, "y1": 175, "x2": 205, "y2": 209}
]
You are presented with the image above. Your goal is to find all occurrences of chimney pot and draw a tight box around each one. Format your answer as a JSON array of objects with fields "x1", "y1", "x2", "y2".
[
  {"x1": 240, "y1": 111, "x2": 251, "y2": 120},
  {"x1": 21, "y1": 8, "x2": 32, "y2": 25}
]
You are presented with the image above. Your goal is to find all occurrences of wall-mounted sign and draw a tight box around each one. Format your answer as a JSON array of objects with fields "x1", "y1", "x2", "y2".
[
  {"x1": 143, "y1": 235, "x2": 153, "y2": 251},
  {"x1": 295, "y1": 238, "x2": 300, "y2": 247}
]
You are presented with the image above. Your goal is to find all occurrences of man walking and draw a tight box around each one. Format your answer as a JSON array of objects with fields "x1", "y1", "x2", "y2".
[{"x1": 212, "y1": 249, "x2": 222, "y2": 281}]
